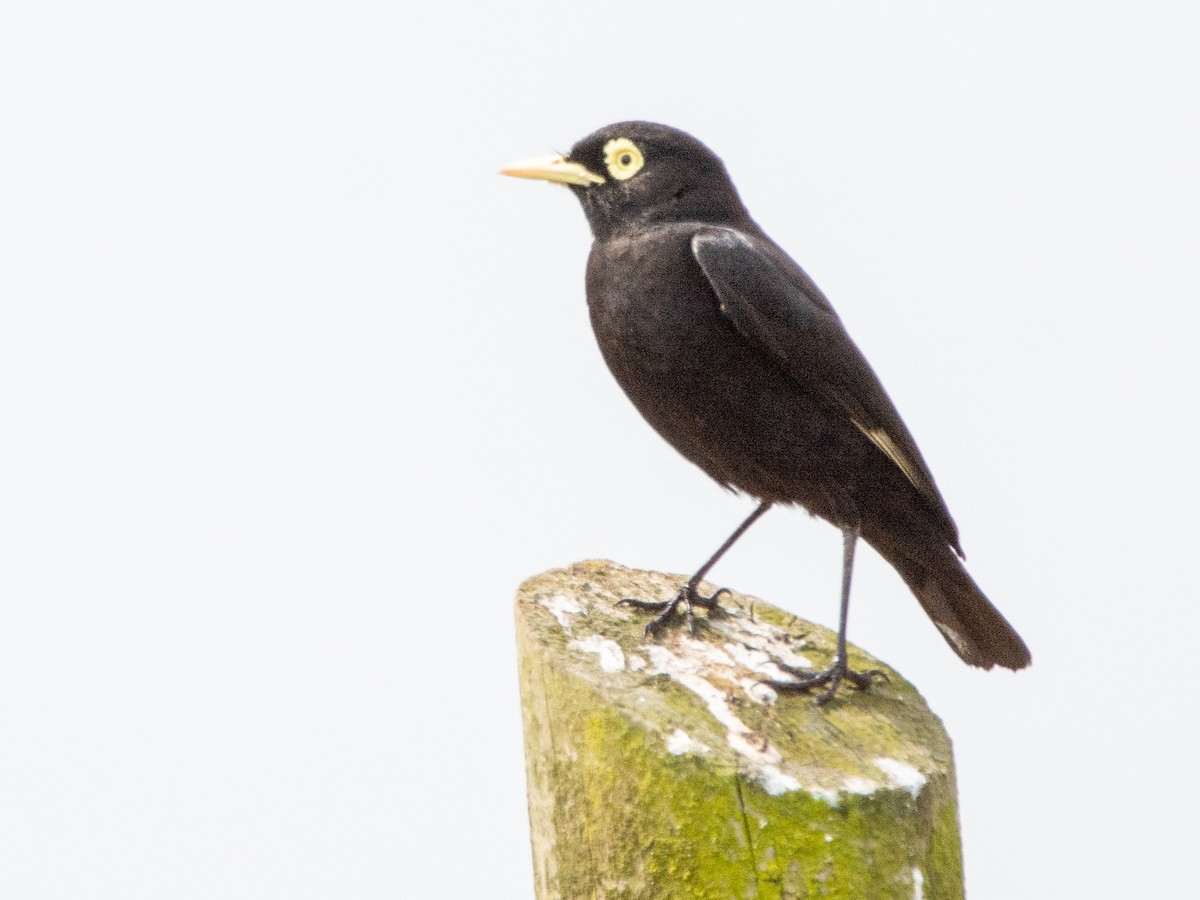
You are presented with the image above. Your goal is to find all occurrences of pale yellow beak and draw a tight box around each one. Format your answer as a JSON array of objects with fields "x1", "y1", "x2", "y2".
[{"x1": 499, "y1": 154, "x2": 605, "y2": 187}]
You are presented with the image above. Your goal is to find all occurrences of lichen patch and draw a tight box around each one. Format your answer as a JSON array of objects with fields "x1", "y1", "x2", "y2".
[
  {"x1": 569, "y1": 634, "x2": 626, "y2": 672},
  {"x1": 842, "y1": 776, "x2": 881, "y2": 795},
  {"x1": 540, "y1": 593, "x2": 585, "y2": 633},
  {"x1": 723, "y1": 640, "x2": 804, "y2": 682},
  {"x1": 665, "y1": 728, "x2": 710, "y2": 756},
  {"x1": 713, "y1": 614, "x2": 814, "y2": 671},
  {"x1": 875, "y1": 757, "x2": 928, "y2": 798},
  {"x1": 642, "y1": 642, "x2": 794, "y2": 794},
  {"x1": 756, "y1": 765, "x2": 802, "y2": 796}
]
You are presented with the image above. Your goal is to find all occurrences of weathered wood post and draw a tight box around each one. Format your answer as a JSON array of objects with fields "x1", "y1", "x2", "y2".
[{"x1": 515, "y1": 560, "x2": 964, "y2": 900}]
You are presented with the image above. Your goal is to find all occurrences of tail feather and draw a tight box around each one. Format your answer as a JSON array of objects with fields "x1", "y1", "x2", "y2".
[{"x1": 883, "y1": 543, "x2": 1031, "y2": 671}]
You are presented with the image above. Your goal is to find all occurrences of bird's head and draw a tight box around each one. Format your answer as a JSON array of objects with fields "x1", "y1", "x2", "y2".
[{"x1": 501, "y1": 121, "x2": 751, "y2": 239}]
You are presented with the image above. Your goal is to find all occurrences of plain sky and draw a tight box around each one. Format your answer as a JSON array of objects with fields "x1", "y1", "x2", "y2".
[{"x1": 2, "y1": 2, "x2": 1197, "y2": 898}]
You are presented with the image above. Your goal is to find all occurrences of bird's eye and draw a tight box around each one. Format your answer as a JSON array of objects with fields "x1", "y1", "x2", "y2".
[{"x1": 603, "y1": 138, "x2": 644, "y2": 181}]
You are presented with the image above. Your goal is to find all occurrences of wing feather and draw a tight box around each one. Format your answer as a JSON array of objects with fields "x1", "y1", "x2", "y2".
[{"x1": 691, "y1": 227, "x2": 959, "y2": 550}]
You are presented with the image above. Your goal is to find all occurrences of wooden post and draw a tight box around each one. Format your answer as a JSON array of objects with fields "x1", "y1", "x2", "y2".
[{"x1": 515, "y1": 560, "x2": 964, "y2": 900}]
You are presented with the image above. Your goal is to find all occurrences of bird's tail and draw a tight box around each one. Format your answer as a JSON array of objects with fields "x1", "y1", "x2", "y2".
[{"x1": 875, "y1": 540, "x2": 1031, "y2": 671}]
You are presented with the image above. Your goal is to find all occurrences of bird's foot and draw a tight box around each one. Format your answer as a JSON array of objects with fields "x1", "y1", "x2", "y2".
[
  {"x1": 759, "y1": 659, "x2": 888, "y2": 705},
  {"x1": 617, "y1": 584, "x2": 731, "y2": 637}
]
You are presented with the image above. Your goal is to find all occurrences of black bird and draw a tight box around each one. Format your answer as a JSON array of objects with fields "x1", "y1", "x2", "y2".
[{"x1": 502, "y1": 122, "x2": 1030, "y2": 700}]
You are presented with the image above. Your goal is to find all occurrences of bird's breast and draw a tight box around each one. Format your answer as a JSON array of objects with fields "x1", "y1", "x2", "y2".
[
  {"x1": 585, "y1": 228, "x2": 727, "y2": 375},
  {"x1": 583, "y1": 226, "x2": 835, "y2": 501}
]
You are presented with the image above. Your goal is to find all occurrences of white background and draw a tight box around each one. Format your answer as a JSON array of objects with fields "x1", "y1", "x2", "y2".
[{"x1": 2, "y1": 2, "x2": 1197, "y2": 897}]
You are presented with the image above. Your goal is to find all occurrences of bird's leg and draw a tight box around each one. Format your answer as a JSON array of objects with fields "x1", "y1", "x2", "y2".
[
  {"x1": 618, "y1": 502, "x2": 772, "y2": 636},
  {"x1": 760, "y1": 524, "x2": 887, "y2": 704}
]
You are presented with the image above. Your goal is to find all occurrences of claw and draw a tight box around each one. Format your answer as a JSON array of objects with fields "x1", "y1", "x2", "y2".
[
  {"x1": 617, "y1": 583, "x2": 731, "y2": 637},
  {"x1": 615, "y1": 598, "x2": 671, "y2": 612},
  {"x1": 759, "y1": 660, "x2": 887, "y2": 705}
]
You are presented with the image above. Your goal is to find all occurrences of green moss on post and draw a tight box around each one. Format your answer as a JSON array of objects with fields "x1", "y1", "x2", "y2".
[{"x1": 515, "y1": 560, "x2": 964, "y2": 900}]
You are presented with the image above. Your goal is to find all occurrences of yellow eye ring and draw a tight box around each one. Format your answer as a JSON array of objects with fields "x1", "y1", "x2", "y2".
[{"x1": 603, "y1": 138, "x2": 644, "y2": 181}]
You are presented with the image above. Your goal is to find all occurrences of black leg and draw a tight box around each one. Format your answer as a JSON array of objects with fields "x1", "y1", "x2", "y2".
[
  {"x1": 619, "y1": 502, "x2": 772, "y2": 636},
  {"x1": 760, "y1": 524, "x2": 887, "y2": 704}
]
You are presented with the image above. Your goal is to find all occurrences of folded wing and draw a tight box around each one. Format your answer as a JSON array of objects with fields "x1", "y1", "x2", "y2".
[{"x1": 691, "y1": 226, "x2": 961, "y2": 553}]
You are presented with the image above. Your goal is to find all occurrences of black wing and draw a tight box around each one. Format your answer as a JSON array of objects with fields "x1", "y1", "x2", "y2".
[{"x1": 692, "y1": 226, "x2": 960, "y2": 551}]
